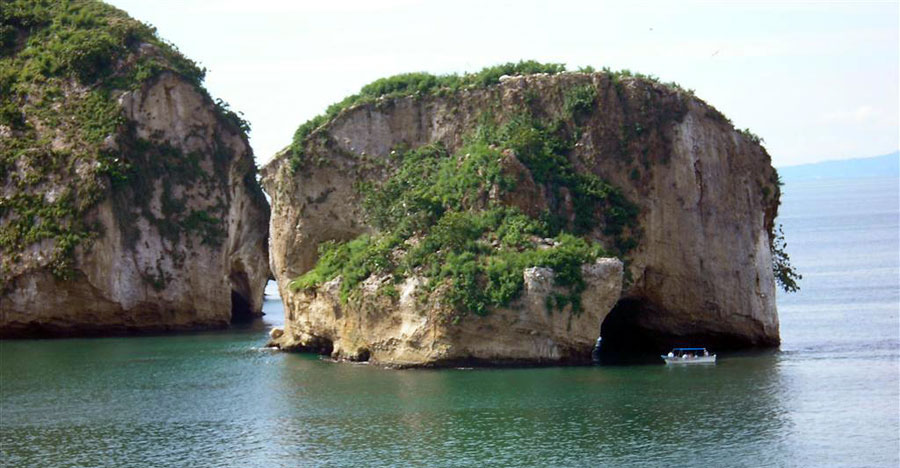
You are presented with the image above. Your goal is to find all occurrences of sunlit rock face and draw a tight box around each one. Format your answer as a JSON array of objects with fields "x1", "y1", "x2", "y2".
[
  {"x1": 1, "y1": 3, "x2": 271, "y2": 337},
  {"x1": 269, "y1": 259, "x2": 623, "y2": 367},
  {"x1": 1, "y1": 72, "x2": 269, "y2": 337},
  {"x1": 263, "y1": 71, "x2": 780, "y2": 366}
]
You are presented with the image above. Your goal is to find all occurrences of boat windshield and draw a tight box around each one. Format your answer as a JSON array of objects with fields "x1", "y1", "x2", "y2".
[{"x1": 669, "y1": 348, "x2": 709, "y2": 357}]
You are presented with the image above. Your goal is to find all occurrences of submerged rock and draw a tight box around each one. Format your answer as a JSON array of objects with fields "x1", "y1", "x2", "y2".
[
  {"x1": 0, "y1": 2, "x2": 269, "y2": 337},
  {"x1": 264, "y1": 67, "x2": 782, "y2": 365}
]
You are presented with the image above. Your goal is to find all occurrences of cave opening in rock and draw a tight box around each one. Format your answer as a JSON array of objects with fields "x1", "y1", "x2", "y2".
[
  {"x1": 229, "y1": 271, "x2": 254, "y2": 324},
  {"x1": 308, "y1": 337, "x2": 334, "y2": 356},
  {"x1": 354, "y1": 348, "x2": 371, "y2": 362},
  {"x1": 598, "y1": 297, "x2": 666, "y2": 362},
  {"x1": 600, "y1": 297, "x2": 758, "y2": 359}
]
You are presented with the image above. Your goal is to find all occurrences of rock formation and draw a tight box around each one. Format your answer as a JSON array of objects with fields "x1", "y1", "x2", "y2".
[
  {"x1": 263, "y1": 65, "x2": 783, "y2": 366},
  {"x1": 0, "y1": 2, "x2": 269, "y2": 337},
  {"x1": 275, "y1": 260, "x2": 622, "y2": 366}
]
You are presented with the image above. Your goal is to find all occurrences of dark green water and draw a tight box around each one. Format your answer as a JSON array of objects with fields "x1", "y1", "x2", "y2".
[{"x1": 2, "y1": 177, "x2": 898, "y2": 467}]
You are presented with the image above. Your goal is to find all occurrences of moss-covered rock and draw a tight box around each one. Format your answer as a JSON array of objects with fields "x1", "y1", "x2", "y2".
[
  {"x1": 0, "y1": 1, "x2": 269, "y2": 337},
  {"x1": 264, "y1": 64, "x2": 786, "y2": 365}
]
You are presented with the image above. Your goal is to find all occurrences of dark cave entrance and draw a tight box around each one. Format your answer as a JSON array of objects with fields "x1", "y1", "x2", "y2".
[
  {"x1": 600, "y1": 298, "x2": 660, "y2": 352},
  {"x1": 301, "y1": 336, "x2": 334, "y2": 356},
  {"x1": 598, "y1": 297, "x2": 753, "y2": 363},
  {"x1": 353, "y1": 348, "x2": 371, "y2": 362},
  {"x1": 597, "y1": 297, "x2": 669, "y2": 364},
  {"x1": 229, "y1": 271, "x2": 255, "y2": 324}
]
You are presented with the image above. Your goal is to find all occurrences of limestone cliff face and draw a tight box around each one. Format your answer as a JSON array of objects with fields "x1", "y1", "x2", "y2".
[
  {"x1": 0, "y1": 72, "x2": 269, "y2": 337},
  {"x1": 0, "y1": 4, "x2": 269, "y2": 337},
  {"x1": 276, "y1": 259, "x2": 622, "y2": 367},
  {"x1": 263, "y1": 71, "x2": 781, "y2": 364}
]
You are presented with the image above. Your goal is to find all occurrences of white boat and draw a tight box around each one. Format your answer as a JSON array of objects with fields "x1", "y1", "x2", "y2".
[{"x1": 662, "y1": 347, "x2": 716, "y2": 365}]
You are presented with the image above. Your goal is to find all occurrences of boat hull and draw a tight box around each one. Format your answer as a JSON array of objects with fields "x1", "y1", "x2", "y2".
[{"x1": 662, "y1": 355, "x2": 717, "y2": 365}]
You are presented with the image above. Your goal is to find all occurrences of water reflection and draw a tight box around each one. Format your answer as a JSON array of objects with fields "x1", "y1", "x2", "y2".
[
  {"x1": 249, "y1": 351, "x2": 793, "y2": 467},
  {"x1": 5, "y1": 179, "x2": 899, "y2": 466},
  {"x1": 3, "y1": 325, "x2": 897, "y2": 466}
]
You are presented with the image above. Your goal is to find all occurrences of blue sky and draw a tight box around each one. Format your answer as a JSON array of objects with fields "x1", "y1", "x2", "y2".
[{"x1": 106, "y1": 0, "x2": 899, "y2": 167}]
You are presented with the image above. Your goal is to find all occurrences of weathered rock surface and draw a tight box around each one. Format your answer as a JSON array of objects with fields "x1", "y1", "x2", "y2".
[
  {"x1": 263, "y1": 71, "x2": 781, "y2": 365},
  {"x1": 270, "y1": 259, "x2": 622, "y2": 366},
  {"x1": 1, "y1": 72, "x2": 269, "y2": 337},
  {"x1": 0, "y1": 4, "x2": 269, "y2": 337}
]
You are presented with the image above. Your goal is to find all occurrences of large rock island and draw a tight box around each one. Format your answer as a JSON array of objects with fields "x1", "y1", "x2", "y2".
[
  {"x1": 263, "y1": 63, "x2": 790, "y2": 367},
  {"x1": 0, "y1": 1, "x2": 269, "y2": 337}
]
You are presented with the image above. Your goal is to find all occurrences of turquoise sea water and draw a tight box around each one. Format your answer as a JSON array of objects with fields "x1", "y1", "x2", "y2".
[{"x1": 1, "y1": 177, "x2": 898, "y2": 467}]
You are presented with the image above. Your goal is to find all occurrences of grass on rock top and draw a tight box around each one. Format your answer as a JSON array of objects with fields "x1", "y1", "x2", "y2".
[
  {"x1": 287, "y1": 61, "x2": 702, "y2": 172},
  {"x1": 288, "y1": 60, "x2": 568, "y2": 171}
]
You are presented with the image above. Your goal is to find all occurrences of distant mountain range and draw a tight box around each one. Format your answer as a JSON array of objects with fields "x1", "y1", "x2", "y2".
[{"x1": 777, "y1": 151, "x2": 899, "y2": 181}]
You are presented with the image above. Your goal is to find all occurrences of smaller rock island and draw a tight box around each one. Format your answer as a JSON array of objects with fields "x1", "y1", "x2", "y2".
[{"x1": 0, "y1": 2, "x2": 269, "y2": 337}]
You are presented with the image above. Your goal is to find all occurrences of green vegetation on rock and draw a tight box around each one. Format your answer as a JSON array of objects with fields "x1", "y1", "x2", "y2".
[
  {"x1": 285, "y1": 59, "x2": 801, "y2": 319},
  {"x1": 563, "y1": 84, "x2": 597, "y2": 118},
  {"x1": 287, "y1": 63, "x2": 701, "y2": 180},
  {"x1": 0, "y1": 0, "x2": 247, "y2": 283},
  {"x1": 290, "y1": 108, "x2": 640, "y2": 317},
  {"x1": 772, "y1": 224, "x2": 801, "y2": 293},
  {"x1": 739, "y1": 128, "x2": 764, "y2": 145},
  {"x1": 110, "y1": 138, "x2": 228, "y2": 253},
  {"x1": 286, "y1": 63, "x2": 702, "y2": 173},
  {"x1": 288, "y1": 60, "x2": 567, "y2": 170}
]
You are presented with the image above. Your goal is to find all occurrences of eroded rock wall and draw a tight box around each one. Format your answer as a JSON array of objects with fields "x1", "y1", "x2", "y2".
[
  {"x1": 0, "y1": 73, "x2": 269, "y2": 337},
  {"x1": 263, "y1": 72, "x2": 780, "y2": 364},
  {"x1": 272, "y1": 259, "x2": 622, "y2": 367},
  {"x1": 600, "y1": 100, "x2": 779, "y2": 350}
]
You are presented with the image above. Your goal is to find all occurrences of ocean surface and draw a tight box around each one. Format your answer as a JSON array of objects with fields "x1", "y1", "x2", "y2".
[{"x1": 1, "y1": 176, "x2": 898, "y2": 467}]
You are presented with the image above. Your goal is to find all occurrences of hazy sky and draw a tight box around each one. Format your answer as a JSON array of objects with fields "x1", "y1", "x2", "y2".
[{"x1": 106, "y1": 0, "x2": 899, "y2": 167}]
